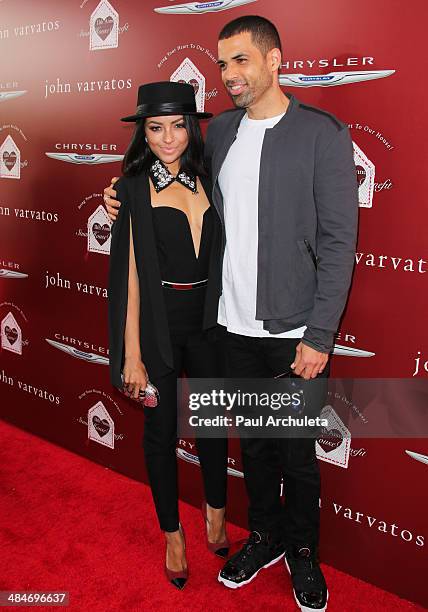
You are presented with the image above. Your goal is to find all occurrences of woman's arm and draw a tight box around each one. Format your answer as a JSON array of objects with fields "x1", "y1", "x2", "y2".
[
  {"x1": 124, "y1": 215, "x2": 141, "y2": 359},
  {"x1": 123, "y1": 215, "x2": 148, "y2": 396}
]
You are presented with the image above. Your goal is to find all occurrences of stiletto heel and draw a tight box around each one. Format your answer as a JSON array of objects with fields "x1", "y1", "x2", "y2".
[
  {"x1": 201, "y1": 501, "x2": 230, "y2": 558},
  {"x1": 165, "y1": 524, "x2": 188, "y2": 590}
]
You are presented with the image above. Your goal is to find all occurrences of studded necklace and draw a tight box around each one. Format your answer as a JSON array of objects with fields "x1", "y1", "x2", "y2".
[{"x1": 149, "y1": 158, "x2": 198, "y2": 195}]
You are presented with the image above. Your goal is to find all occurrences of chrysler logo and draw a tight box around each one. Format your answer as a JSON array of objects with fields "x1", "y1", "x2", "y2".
[
  {"x1": 279, "y1": 70, "x2": 395, "y2": 88},
  {"x1": 45, "y1": 152, "x2": 123, "y2": 165},
  {"x1": 0, "y1": 91, "x2": 27, "y2": 103},
  {"x1": 333, "y1": 343, "x2": 375, "y2": 358},
  {"x1": 45, "y1": 338, "x2": 109, "y2": 365},
  {"x1": 0, "y1": 269, "x2": 28, "y2": 278},
  {"x1": 176, "y1": 448, "x2": 244, "y2": 477},
  {"x1": 155, "y1": 0, "x2": 257, "y2": 14},
  {"x1": 405, "y1": 450, "x2": 428, "y2": 466}
]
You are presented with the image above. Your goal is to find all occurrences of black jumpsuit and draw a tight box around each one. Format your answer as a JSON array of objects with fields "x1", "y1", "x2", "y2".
[{"x1": 143, "y1": 205, "x2": 228, "y2": 532}]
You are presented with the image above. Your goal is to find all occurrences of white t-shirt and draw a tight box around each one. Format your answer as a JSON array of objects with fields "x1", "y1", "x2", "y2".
[{"x1": 217, "y1": 111, "x2": 307, "y2": 338}]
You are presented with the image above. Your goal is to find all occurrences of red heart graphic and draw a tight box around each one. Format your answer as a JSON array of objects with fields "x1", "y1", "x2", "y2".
[
  {"x1": 356, "y1": 164, "x2": 366, "y2": 185},
  {"x1": 92, "y1": 223, "x2": 110, "y2": 246},
  {"x1": 94, "y1": 16, "x2": 114, "y2": 41},
  {"x1": 178, "y1": 78, "x2": 200, "y2": 95},
  {"x1": 3, "y1": 151, "x2": 17, "y2": 171},
  {"x1": 189, "y1": 79, "x2": 200, "y2": 94},
  {"x1": 5, "y1": 325, "x2": 18, "y2": 345},
  {"x1": 317, "y1": 427, "x2": 343, "y2": 453},
  {"x1": 92, "y1": 415, "x2": 110, "y2": 437}
]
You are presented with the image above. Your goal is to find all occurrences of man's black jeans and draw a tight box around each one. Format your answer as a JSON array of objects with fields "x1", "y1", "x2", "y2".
[{"x1": 223, "y1": 329, "x2": 329, "y2": 549}]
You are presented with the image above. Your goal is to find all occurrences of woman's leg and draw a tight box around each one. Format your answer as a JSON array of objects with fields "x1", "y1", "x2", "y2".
[
  {"x1": 143, "y1": 337, "x2": 187, "y2": 570},
  {"x1": 143, "y1": 368, "x2": 181, "y2": 532},
  {"x1": 184, "y1": 329, "x2": 228, "y2": 541}
]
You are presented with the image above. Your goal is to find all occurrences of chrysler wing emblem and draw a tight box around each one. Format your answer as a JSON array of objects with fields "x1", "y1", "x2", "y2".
[
  {"x1": 45, "y1": 153, "x2": 124, "y2": 165},
  {"x1": 405, "y1": 450, "x2": 428, "y2": 466},
  {"x1": 155, "y1": 0, "x2": 257, "y2": 14},
  {"x1": 176, "y1": 448, "x2": 244, "y2": 477},
  {"x1": 226, "y1": 465, "x2": 244, "y2": 478},
  {"x1": 333, "y1": 344, "x2": 375, "y2": 358},
  {"x1": 279, "y1": 70, "x2": 395, "y2": 87},
  {"x1": 45, "y1": 338, "x2": 109, "y2": 364},
  {"x1": 0, "y1": 90, "x2": 27, "y2": 103},
  {"x1": 0, "y1": 269, "x2": 28, "y2": 278}
]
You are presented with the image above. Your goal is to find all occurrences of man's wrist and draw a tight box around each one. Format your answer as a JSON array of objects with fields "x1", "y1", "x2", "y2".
[{"x1": 301, "y1": 337, "x2": 332, "y2": 355}]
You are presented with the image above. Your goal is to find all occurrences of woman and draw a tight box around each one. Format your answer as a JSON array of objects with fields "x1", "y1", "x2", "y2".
[{"x1": 108, "y1": 81, "x2": 228, "y2": 590}]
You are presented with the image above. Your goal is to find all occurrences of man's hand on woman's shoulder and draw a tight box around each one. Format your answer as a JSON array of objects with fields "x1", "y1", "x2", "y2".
[{"x1": 103, "y1": 176, "x2": 121, "y2": 222}]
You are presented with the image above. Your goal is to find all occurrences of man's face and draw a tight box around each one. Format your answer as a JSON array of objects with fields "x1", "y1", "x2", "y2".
[{"x1": 217, "y1": 32, "x2": 274, "y2": 108}]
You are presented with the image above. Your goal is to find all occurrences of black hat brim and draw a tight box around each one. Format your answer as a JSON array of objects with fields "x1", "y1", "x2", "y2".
[{"x1": 121, "y1": 110, "x2": 213, "y2": 122}]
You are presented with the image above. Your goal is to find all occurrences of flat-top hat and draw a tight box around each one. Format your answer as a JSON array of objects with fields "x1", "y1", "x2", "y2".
[{"x1": 121, "y1": 81, "x2": 213, "y2": 122}]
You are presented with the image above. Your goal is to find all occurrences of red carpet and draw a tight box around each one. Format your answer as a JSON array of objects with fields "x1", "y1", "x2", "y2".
[{"x1": 0, "y1": 418, "x2": 424, "y2": 612}]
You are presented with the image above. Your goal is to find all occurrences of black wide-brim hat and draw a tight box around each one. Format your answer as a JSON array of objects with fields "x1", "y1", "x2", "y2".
[{"x1": 121, "y1": 81, "x2": 213, "y2": 122}]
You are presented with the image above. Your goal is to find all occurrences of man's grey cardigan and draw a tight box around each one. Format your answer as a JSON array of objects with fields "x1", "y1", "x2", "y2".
[{"x1": 204, "y1": 93, "x2": 359, "y2": 354}]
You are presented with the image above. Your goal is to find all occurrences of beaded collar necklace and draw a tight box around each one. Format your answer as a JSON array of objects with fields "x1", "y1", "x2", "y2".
[{"x1": 149, "y1": 158, "x2": 198, "y2": 195}]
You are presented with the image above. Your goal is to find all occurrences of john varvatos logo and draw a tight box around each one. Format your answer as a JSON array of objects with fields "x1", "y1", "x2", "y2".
[{"x1": 331, "y1": 500, "x2": 424, "y2": 547}]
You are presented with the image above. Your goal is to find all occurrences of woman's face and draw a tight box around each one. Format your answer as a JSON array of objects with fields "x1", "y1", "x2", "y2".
[{"x1": 144, "y1": 115, "x2": 189, "y2": 166}]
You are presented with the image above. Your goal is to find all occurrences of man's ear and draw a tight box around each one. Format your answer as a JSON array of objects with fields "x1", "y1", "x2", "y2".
[{"x1": 269, "y1": 47, "x2": 282, "y2": 72}]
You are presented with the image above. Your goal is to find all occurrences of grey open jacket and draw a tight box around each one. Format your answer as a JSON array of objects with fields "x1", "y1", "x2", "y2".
[{"x1": 204, "y1": 93, "x2": 359, "y2": 353}]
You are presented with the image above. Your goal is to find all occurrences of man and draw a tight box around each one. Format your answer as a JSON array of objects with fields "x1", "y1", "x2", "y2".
[{"x1": 104, "y1": 16, "x2": 358, "y2": 612}]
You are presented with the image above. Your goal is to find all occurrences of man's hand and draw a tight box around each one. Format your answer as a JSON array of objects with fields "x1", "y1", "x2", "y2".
[
  {"x1": 103, "y1": 177, "x2": 121, "y2": 222},
  {"x1": 291, "y1": 342, "x2": 328, "y2": 380}
]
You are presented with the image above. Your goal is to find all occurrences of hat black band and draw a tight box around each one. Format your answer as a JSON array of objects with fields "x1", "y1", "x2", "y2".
[{"x1": 135, "y1": 102, "x2": 197, "y2": 117}]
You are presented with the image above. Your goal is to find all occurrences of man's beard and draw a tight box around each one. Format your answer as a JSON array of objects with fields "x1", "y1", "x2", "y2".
[
  {"x1": 230, "y1": 86, "x2": 255, "y2": 108},
  {"x1": 228, "y1": 70, "x2": 273, "y2": 109}
]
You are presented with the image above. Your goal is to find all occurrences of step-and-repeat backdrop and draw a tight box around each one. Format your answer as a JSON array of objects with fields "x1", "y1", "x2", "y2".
[{"x1": 1, "y1": 0, "x2": 427, "y2": 606}]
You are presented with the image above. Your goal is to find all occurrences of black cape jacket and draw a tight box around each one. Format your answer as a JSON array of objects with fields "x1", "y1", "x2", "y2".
[{"x1": 108, "y1": 170, "x2": 222, "y2": 389}]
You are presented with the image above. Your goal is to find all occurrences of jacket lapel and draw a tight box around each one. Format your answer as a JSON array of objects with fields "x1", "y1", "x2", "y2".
[
  {"x1": 199, "y1": 172, "x2": 213, "y2": 203},
  {"x1": 210, "y1": 109, "x2": 245, "y2": 221},
  {"x1": 130, "y1": 172, "x2": 174, "y2": 370},
  {"x1": 211, "y1": 108, "x2": 245, "y2": 180}
]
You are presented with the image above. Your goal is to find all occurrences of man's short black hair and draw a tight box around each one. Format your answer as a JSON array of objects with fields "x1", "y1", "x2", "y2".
[{"x1": 218, "y1": 15, "x2": 282, "y2": 56}]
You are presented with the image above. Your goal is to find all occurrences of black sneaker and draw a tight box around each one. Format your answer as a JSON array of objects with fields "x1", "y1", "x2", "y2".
[
  {"x1": 218, "y1": 530, "x2": 285, "y2": 589},
  {"x1": 284, "y1": 545, "x2": 328, "y2": 611}
]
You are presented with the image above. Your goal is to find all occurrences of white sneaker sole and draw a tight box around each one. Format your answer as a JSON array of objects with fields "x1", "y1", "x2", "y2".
[
  {"x1": 284, "y1": 556, "x2": 329, "y2": 612},
  {"x1": 218, "y1": 551, "x2": 285, "y2": 589}
]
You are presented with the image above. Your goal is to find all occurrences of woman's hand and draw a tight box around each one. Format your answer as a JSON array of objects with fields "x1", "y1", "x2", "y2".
[{"x1": 122, "y1": 357, "x2": 149, "y2": 400}]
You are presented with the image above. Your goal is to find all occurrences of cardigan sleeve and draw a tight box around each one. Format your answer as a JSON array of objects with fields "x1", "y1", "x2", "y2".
[
  {"x1": 302, "y1": 126, "x2": 359, "y2": 353},
  {"x1": 108, "y1": 177, "x2": 131, "y2": 389}
]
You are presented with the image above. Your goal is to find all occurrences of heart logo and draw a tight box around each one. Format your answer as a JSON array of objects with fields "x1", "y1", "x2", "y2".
[
  {"x1": 178, "y1": 78, "x2": 200, "y2": 95},
  {"x1": 92, "y1": 415, "x2": 110, "y2": 437},
  {"x1": 4, "y1": 325, "x2": 18, "y2": 345},
  {"x1": 317, "y1": 427, "x2": 343, "y2": 453},
  {"x1": 94, "y1": 16, "x2": 114, "y2": 41},
  {"x1": 3, "y1": 151, "x2": 17, "y2": 171},
  {"x1": 356, "y1": 165, "x2": 367, "y2": 186},
  {"x1": 92, "y1": 223, "x2": 110, "y2": 245}
]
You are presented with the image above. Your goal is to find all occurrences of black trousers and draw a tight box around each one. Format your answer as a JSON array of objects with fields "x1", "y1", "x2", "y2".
[
  {"x1": 143, "y1": 328, "x2": 228, "y2": 532},
  {"x1": 224, "y1": 330, "x2": 329, "y2": 550}
]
